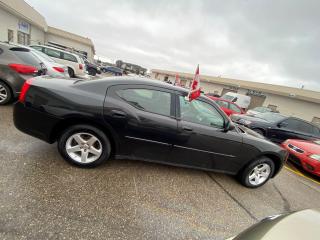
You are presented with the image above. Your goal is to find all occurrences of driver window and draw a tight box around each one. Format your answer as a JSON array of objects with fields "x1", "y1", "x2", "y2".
[{"x1": 179, "y1": 96, "x2": 224, "y2": 128}]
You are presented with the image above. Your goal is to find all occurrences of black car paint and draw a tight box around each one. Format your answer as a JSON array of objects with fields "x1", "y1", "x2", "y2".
[
  {"x1": 14, "y1": 76, "x2": 287, "y2": 176},
  {"x1": 232, "y1": 114, "x2": 320, "y2": 143}
]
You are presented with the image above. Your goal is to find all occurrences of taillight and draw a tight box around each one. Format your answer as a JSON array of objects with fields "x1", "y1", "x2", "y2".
[
  {"x1": 53, "y1": 66, "x2": 65, "y2": 73},
  {"x1": 79, "y1": 64, "x2": 83, "y2": 70},
  {"x1": 19, "y1": 78, "x2": 33, "y2": 103},
  {"x1": 9, "y1": 63, "x2": 38, "y2": 74}
]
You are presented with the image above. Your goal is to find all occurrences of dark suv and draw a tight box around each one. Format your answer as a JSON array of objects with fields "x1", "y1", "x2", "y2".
[{"x1": 0, "y1": 42, "x2": 46, "y2": 105}]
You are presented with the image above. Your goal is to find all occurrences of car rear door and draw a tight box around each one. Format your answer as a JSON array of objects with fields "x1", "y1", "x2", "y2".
[
  {"x1": 169, "y1": 94, "x2": 244, "y2": 174},
  {"x1": 270, "y1": 118, "x2": 314, "y2": 142},
  {"x1": 103, "y1": 84, "x2": 177, "y2": 162}
]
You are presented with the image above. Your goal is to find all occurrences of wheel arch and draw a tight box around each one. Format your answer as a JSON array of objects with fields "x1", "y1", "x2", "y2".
[
  {"x1": 0, "y1": 78, "x2": 15, "y2": 97},
  {"x1": 50, "y1": 117, "x2": 119, "y2": 156},
  {"x1": 238, "y1": 152, "x2": 283, "y2": 178}
]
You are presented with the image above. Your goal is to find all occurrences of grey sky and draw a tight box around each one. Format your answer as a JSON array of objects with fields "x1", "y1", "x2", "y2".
[{"x1": 26, "y1": 0, "x2": 320, "y2": 91}]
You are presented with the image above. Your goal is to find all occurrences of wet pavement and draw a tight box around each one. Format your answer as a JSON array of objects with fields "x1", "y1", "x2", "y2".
[{"x1": 1, "y1": 105, "x2": 320, "y2": 240}]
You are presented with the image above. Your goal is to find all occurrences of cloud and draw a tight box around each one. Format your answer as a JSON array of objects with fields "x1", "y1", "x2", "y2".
[{"x1": 26, "y1": 0, "x2": 320, "y2": 91}]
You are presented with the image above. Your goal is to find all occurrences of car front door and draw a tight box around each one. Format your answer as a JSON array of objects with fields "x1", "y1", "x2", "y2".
[
  {"x1": 103, "y1": 85, "x2": 177, "y2": 162},
  {"x1": 169, "y1": 95, "x2": 244, "y2": 174}
]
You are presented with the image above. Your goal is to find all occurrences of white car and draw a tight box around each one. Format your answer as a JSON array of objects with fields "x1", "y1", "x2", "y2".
[
  {"x1": 30, "y1": 45, "x2": 86, "y2": 78},
  {"x1": 247, "y1": 106, "x2": 273, "y2": 116},
  {"x1": 221, "y1": 92, "x2": 251, "y2": 109}
]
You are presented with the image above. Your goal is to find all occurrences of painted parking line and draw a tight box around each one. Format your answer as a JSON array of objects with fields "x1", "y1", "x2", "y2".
[{"x1": 284, "y1": 165, "x2": 320, "y2": 186}]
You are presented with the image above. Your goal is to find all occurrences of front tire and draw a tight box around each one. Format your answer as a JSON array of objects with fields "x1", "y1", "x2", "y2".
[
  {"x1": 58, "y1": 125, "x2": 111, "y2": 167},
  {"x1": 238, "y1": 157, "x2": 275, "y2": 188},
  {"x1": 0, "y1": 81, "x2": 12, "y2": 105}
]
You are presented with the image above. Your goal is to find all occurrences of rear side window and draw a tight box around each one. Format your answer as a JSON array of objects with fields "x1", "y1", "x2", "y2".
[
  {"x1": 62, "y1": 53, "x2": 77, "y2": 62},
  {"x1": 10, "y1": 48, "x2": 41, "y2": 67},
  {"x1": 31, "y1": 46, "x2": 43, "y2": 52},
  {"x1": 44, "y1": 48, "x2": 61, "y2": 59},
  {"x1": 117, "y1": 88, "x2": 171, "y2": 116},
  {"x1": 298, "y1": 122, "x2": 314, "y2": 134}
]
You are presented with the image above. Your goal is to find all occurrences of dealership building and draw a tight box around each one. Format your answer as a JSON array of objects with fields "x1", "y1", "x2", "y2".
[
  {"x1": 0, "y1": 0, "x2": 95, "y2": 61},
  {"x1": 151, "y1": 69, "x2": 320, "y2": 125}
]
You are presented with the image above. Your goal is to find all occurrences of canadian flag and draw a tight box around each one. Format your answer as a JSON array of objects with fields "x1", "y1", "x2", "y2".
[
  {"x1": 175, "y1": 73, "x2": 181, "y2": 86},
  {"x1": 187, "y1": 65, "x2": 201, "y2": 101}
]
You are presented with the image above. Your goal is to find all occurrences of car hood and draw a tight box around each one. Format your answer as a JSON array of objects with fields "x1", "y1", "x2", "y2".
[
  {"x1": 236, "y1": 124, "x2": 265, "y2": 139},
  {"x1": 285, "y1": 139, "x2": 320, "y2": 154},
  {"x1": 232, "y1": 114, "x2": 270, "y2": 124},
  {"x1": 230, "y1": 209, "x2": 320, "y2": 240}
]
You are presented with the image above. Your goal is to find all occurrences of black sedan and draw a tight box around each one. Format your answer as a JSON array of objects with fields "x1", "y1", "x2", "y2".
[
  {"x1": 231, "y1": 112, "x2": 320, "y2": 143},
  {"x1": 13, "y1": 77, "x2": 288, "y2": 188}
]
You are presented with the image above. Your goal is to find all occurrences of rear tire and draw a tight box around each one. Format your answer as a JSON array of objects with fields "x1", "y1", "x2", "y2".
[
  {"x1": 68, "y1": 67, "x2": 75, "y2": 78},
  {"x1": 238, "y1": 157, "x2": 275, "y2": 188},
  {"x1": 0, "y1": 81, "x2": 12, "y2": 105},
  {"x1": 58, "y1": 124, "x2": 111, "y2": 167}
]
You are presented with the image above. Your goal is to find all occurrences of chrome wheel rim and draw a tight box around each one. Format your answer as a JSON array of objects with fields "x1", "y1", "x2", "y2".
[
  {"x1": 0, "y1": 84, "x2": 8, "y2": 103},
  {"x1": 65, "y1": 132, "x2": 102, "y2": 164},
  {"x1": 248, "y1": 163, "x2": 271, "y2": 186}
]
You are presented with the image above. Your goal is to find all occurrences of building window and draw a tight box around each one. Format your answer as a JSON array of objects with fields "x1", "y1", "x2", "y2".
[
  {"x1": 17, "y1": 31, "x2": 30, "y2": 45},
  {"x1": 312, "y1": 117, "x2": 320, "y2": 127},
  {"x1": 8, "y1": 29, "x2": 14, "y2": 42},
  {"x1": 267, "y1": 104, "x2": 277, "y2": 111}
]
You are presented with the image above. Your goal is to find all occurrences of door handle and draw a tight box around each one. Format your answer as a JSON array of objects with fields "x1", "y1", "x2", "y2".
[
  {"x1": 111, "y1": 110, "x2": 126, "y2": 118},
  {"x1": 182, "y1": 126, "x2": 193, "y2": 132}
]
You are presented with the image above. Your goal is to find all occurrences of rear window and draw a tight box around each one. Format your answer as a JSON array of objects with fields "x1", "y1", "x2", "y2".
[
  {"x1": 10, "y1": 48, "x2": 41, "y2": 67},
  {"x1": 62, "y1": 53, "x2": 77, "y2": 62},
  {"x1": 31, "y1": 50, "x2": 55, "y2": 63}
]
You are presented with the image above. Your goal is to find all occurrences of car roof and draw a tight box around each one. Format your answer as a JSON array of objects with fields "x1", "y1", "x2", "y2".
[
  {"x1": 30, "y1": 44, "x2": 80, "y2": 57},
  {"x1": 89, "y1": 76, "x2": 190, "y2": 93},
  {"x1": 0, "y1": 41, "x2": 30, "y2": 50}
]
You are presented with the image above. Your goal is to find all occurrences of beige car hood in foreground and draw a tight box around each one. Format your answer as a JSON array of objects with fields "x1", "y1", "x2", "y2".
[{"x1": 228, "y1": 209, "x2": 320, "y2": 240}]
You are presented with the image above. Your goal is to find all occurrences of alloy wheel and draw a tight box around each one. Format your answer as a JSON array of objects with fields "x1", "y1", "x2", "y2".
[
  {"x1": 65, "y1": 132, "x2": 102, "y2": 164},
  {"x1": 248, "y1": 163, "x2": 271, "y2": 186},
  {"x1": 0, "y1": 84, "x2": 8, "y2": 103}
]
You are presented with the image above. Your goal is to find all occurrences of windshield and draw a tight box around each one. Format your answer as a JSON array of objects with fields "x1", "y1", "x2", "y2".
[
  {"x1": 31, "y1": 50, "x2": 56, "y2": 63},
  {"x1": 254, "y1": 112, "x2": 286, "y2": 122},
  {"x1": 253, "y1": 107, "x2": 271, "y2": 113}
]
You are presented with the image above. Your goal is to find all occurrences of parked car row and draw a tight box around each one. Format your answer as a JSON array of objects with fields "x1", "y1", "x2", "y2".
[{"x1": 13, "y1": 76, "x2": 288, "y2": 188}]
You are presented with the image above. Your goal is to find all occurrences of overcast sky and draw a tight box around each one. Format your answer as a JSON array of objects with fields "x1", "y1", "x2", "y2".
[{"x1": 26, "y1": 0, "x2": 320, "y2": 91}]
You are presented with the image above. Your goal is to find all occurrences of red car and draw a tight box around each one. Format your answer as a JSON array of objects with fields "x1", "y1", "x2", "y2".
[
  {"x1": 282, "y1": 139, "x2": 320, "y2": 177},
  {"x1": 207, "y1": 96, "x2": 245, "y2": 116}
]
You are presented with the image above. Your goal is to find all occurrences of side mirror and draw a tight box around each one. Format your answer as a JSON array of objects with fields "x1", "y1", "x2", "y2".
[{"x1": 232, "y1": 97, "x2": 238, "y2": 103}]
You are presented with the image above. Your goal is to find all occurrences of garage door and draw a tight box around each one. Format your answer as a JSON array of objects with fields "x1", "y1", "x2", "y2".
[
  {"x1": 221, "y1": 88, "x2": 237, "y2": 96},
  {"x1": 247, "y1": 94, "x2": 266, "y2": 109}
]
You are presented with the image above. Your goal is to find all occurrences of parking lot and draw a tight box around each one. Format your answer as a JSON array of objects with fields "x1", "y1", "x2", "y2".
[{"x1": 1, "y1": 105, "x2": 320, "y2": 240}]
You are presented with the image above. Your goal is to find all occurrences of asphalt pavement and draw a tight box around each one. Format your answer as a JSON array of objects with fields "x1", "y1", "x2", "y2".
[{"x1": 1, "y1": 105, "x2": 320, "y2": 240}]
